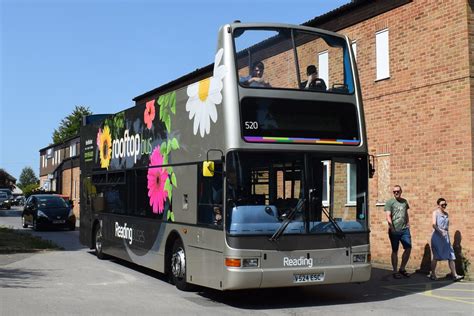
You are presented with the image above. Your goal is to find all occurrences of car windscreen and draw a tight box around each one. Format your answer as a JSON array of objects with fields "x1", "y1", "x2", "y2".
[{"x1": 37, "y1": 196, "x2": 68, "y2": 208}]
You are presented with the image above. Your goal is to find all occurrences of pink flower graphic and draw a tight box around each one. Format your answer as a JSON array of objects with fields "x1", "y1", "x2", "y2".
[
  {"x1": 144, "y1": 100, "x2": 156, "y2": 129},
  {"x1": 147, "y1": 146, "x2": 168, "y2": 214},
  {"x1": 96, "y1": 128, "x2": 102, "y2": 146}
]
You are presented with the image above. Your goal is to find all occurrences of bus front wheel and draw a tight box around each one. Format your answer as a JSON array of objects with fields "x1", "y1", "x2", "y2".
[{"x1": 170, "y1": 239, "x2": 193, "y2": 291}]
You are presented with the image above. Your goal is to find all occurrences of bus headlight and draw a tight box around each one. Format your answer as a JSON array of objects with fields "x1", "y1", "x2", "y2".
[
  {"x1": 353, "y1": 254, "x2": 366, "y2": 263},
  {"x1": 225, "y1": 257, "x2": 259, "y2": 268},
  {"x1": 242, "y1": 258, "x2": 259, "y2": 268}
]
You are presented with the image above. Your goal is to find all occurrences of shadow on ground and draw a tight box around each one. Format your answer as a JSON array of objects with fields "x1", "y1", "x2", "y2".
[{"x1": 103, "y1": 254, "x2": 459, "y2": 309}]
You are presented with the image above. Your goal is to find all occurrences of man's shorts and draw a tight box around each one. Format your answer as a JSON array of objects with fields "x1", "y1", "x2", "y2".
[{"x1": 388, "y1": 228, "x2": 412, "y2": 252}]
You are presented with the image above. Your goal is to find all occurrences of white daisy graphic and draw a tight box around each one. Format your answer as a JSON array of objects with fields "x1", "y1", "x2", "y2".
[{"x1": 186, "y1": 48, "x2": 226, "y2": 137}]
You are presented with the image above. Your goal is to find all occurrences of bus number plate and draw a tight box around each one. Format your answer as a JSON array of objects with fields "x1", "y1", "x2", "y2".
[{"x1": 293, "y1": 272, "x2": 324, "y2": 283}]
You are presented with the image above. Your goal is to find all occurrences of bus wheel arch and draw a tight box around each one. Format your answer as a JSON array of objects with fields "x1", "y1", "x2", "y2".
[{"x1": 165, "y1": 232, "x2": 193, "y2": 291}]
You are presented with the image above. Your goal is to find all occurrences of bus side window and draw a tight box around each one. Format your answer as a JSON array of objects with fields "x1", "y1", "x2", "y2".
[{"x1": 197, "y1": 162, "x2": 223, "y2": 226}]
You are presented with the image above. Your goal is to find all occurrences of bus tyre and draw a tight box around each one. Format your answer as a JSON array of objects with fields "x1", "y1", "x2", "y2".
[
  {"x1": 170, "y1": 239, "x2": 193, "y2": 291},
  {"x1": 94, "y1": 224, "x2": 106, "y2": 260}
]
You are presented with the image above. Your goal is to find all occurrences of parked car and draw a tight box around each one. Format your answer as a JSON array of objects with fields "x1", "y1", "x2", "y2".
[
  {"x1": 0, "y1": 188, "x2": 13, "y2": 208},
  {"x1": 13, "y1": 195, "x2": 25, "y2": 206},
  {"x1": 22, "y1": 194, "x2": 76, "y2": 230},
  {"x1": 0, "y1": 192, "x2": 11, "y2": 209}
]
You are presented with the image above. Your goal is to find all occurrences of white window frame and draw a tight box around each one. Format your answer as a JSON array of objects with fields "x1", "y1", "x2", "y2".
[
  {"x1": 376, "y1": 29, "x2": 390, "y2": 80},
  {"x1": 346, "y1": 164, "x2": 357, "y2": 206},
  {"x1": 351, "y1": 40, "x2": 357, "y2": 61},
  {"x1": 322, "y1": 161, "x2": 330, "y2": 206},
  {"x1": 318, "y1": 51, "x2": 329, "y2": 86},
  {"x1": 70, "y1": 144, "x2": 76, "y2": 157}
]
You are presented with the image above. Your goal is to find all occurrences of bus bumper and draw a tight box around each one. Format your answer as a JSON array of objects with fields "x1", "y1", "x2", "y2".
[{"x1": 223, "y1": 263, "x2": 371, "y2": 290}]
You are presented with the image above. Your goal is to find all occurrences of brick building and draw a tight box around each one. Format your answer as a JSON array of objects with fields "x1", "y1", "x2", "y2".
[
  {"x1": 133, "y1": 0, "x2": 473, "y2": 273},
  {"x1": 39, "y1": 136, "x2": 81, "y2": 217},
  {"x1": 301, "y1": 0, "x2": 473, "y2": 272}
]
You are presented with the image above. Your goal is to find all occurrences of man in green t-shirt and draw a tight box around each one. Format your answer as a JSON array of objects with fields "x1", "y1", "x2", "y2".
[{"x1": 384, "y1": 185, "x2": 412, "y2": 279}]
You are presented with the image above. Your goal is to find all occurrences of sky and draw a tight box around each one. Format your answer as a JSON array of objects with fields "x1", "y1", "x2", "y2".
[{"x1": 0, "y1": 0, "x2": 350, "y2": 181}]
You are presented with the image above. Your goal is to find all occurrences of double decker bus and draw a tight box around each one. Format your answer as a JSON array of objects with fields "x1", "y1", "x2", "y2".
[{"x1": 80, "y1": 22, "x2": 371, "y2": 291}]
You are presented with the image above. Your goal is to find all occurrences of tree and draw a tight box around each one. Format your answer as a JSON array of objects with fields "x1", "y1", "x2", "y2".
[
  {"x1": 22, "y1": 183, "x2": 40, "y2": 197},
  {"x1": 52, "y1": 105, "x2": 93, "y2": 144},
  {"x1": 17, "y1": 167, "x2": 39, "y2": 190}
]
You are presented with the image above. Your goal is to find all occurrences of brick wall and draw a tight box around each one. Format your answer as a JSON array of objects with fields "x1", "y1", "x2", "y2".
[
  {"x1": 61, "y1": 166, "x2": 80, "y2": 218},
  {"x1": 337, "y1": 0, "x2": 473, "y2": 272}
]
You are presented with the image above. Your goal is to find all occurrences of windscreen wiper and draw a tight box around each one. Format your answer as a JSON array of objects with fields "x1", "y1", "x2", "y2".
[
  {"x1": 269, "y1": 198, "x2": 305, "y2": 242},
  {"x1": 321, "y1": 205, "x2": 345, "y2": 238}
]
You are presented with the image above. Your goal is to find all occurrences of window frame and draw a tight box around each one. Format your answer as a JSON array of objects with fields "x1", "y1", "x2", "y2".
[
  {"x1": 375, "y1": 29, "x2": 390, "y2": 81},
  {"x1": 346, "y1": 163, "x2": 357, "y2": 206}
]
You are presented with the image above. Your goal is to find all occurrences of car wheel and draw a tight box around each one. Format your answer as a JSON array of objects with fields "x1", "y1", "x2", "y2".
[
  {"x1": 22, "y1": 216, "x2": 28, "y2": 228},
  {"x1": 6, "y1": 205, "x2": 10, "y2": 210},
  {"x1": 170, "y1": 239, "x2": 193, "y2": 291},
  {"x1": 94, "y1": 224, "x2": 106, "y2": 259}
]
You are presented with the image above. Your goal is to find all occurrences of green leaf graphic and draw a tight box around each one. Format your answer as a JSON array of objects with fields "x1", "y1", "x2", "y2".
[
  {"x1": 167, "y1": 210, "x2": 174, "y2": 222},
  {"x1": 163, "y1": 93, "x2": 170, "y2": 107},
  {"x1": 160, "y1": 142, "x2": 167, "y2": 155},
  {"x1": 166, "y1": 140, "x2": 172, "y2": 154},
  {"x1": 159, "y1": 103, "x2": 164, "y2": 120},
  {"x1": 171, "y1": 172, "x2": 177, "y2": 188},
  {"x1": 171, "y1": 138, "x2": 180, "y2": 150},
  {"x1": 165, "y1": 115, "x2": 171, "y2": 132},
  {"x1": 170, "y1": 92, "x2": 176, "y2": 114}
]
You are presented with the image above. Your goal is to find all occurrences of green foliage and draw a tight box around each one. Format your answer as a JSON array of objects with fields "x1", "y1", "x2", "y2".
[
  {"x1": 52, "y1": 105, "x2": 93, "y2": 144},
  {"x1": 17, "y1": 167, "x2": 39, "y2": 190},
  {"x1": 22, "y1": 183, "x2": 40, "y2": 197}
]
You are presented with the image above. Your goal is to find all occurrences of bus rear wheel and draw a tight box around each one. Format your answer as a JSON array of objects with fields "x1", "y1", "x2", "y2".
[
  {"x1": 170, "y1": 239, "x2": 193, "y2": 291},
  {"x1": 94, "y1": 224, "x2": 106, "y2": 260}
]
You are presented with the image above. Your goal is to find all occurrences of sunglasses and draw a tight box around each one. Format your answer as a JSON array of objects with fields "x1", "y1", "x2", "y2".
[
  {"x1": 393, "y1": 190, "x2": 401, "y2": 194},
  {"x1": 440, "y1": 203, "x2": 447, "y2": 207}
]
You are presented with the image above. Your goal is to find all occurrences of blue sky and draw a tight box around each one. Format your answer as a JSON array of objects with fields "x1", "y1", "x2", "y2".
[{"x1": 0, "y1": 0, "x2": 349, "y2": 181}]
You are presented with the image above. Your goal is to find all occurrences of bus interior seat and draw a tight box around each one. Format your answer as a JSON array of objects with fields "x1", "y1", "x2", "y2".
[{"x1": 328, "y1": 83, "x2": 348, "y2": 93}]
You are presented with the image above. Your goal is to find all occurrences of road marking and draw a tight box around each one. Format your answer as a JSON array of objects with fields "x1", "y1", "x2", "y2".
[{"x1": 384, "y1": 281, "x2": 474, "y2": 305}]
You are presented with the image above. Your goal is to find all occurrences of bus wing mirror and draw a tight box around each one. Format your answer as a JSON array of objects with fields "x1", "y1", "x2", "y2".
[{"x1": 203, "y1": 161, "x2": 215, "y2": 177}]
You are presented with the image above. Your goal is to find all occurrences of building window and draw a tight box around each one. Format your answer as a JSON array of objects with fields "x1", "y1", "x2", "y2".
[
  {"x1": 351, "y1": 40, "x2": 357, "y2": 61},
  {"x1": 318, "y1": 51, "x2": 329, "y2": 86},
  {"x1": 376, "y1": 29, "x2": 390, "y2": 80},
  {"x1": 347, "y1": 164, "x2": 356, "y2": 205},
  {"x1": 70, "y1": 144, "x2": 76, "y2": 157}
]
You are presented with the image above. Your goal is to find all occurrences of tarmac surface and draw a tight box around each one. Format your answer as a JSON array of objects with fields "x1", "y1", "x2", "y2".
[{"x1": 1, "y1": 207, "x2": 472, "y2": 315}]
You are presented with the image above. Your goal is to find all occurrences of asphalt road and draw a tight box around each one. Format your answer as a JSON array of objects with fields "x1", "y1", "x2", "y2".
[{"x1": 1, "y1": 206, "x2": 472, "y2": 315}]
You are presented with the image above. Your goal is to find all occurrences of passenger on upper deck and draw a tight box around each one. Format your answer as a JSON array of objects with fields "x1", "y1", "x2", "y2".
[
  {"x1": 239, "y1": 61, "x2": 271, "y2": 88},
  {"x1": 300, "y1": 65, "x2": 327, "y2": 91}
]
